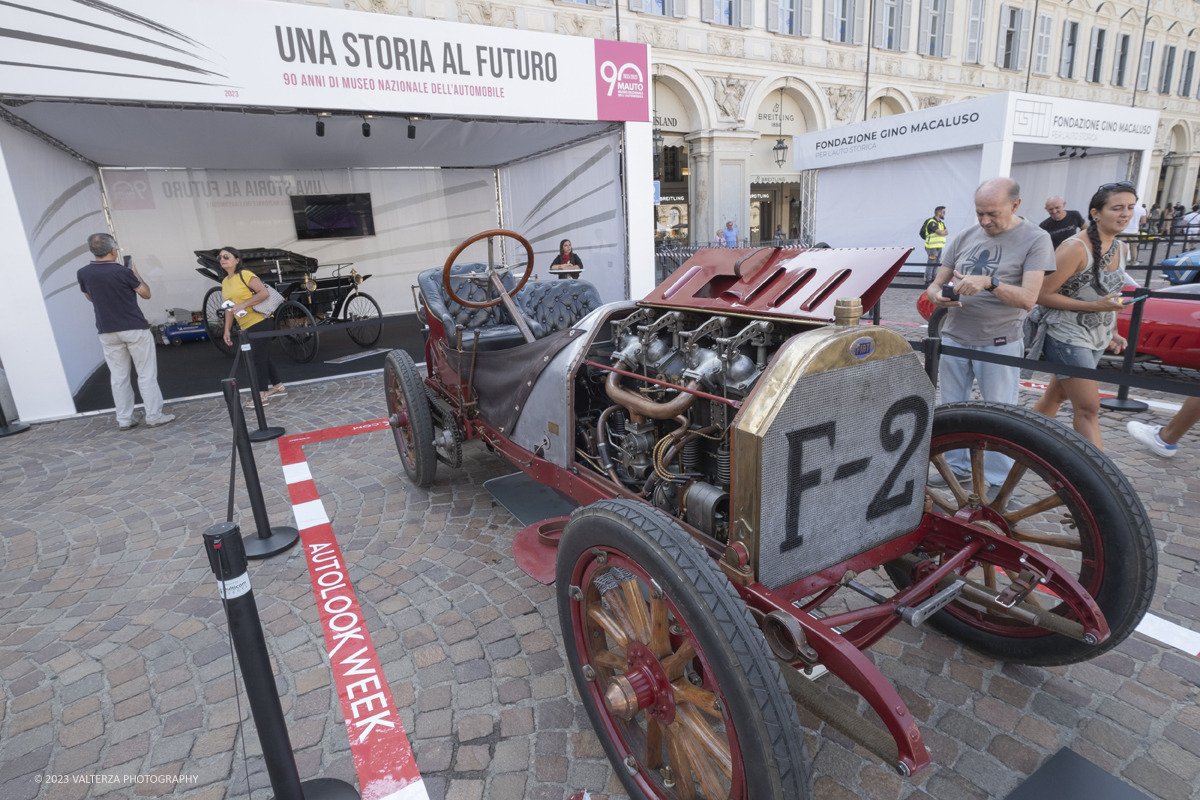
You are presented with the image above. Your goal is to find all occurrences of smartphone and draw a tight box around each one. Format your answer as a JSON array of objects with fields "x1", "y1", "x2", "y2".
[
  {"x1": 941, "y1": 284, "x2": 960, "y2": 302},
  {"x1": 123, "y1": 255, "x2": 132, "y2": 269},
  {"x1": 1121, "y1": 295, "x2": 1149, "y2": 305}
]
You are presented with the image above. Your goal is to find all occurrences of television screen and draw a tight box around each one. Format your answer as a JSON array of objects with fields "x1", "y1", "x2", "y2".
[{"x1": 291, "y1": 193, "x2": 375, "y2": 240}]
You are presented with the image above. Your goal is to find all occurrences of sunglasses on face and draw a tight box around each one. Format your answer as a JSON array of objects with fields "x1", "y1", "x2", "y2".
[{"x1": 1100, "y1": 181, "x2": 1136, "y2": 191}]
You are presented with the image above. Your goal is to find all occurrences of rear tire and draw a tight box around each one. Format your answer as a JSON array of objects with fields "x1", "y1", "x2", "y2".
[
  {"x1": 344, "y1": 292, "x2": 383, "y2": 347},
  {"x1": 276, "y1": 301, "x2": 319, "y2": 363},
  {"x1": 204, "y1": 287, "x2": 235, "y2": 358},
  {"x1": 892, "y1": 402, "x2": 1156, "y2": 666}
]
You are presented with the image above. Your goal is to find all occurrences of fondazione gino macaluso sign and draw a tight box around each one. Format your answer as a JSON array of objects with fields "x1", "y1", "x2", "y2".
[
  {"x1": 793, "y1": 93, "x2": 1157, "y2": 171},
  {"x1": 0, "y1": 0, "x2": 649, "y2": 123}
]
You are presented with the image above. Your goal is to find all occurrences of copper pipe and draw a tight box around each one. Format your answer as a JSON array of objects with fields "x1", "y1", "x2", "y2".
[
  {"x1": 586, "y1": 361, "x2": 740, "y2": 409},
  {"x1": 605, "y1": 370, "x2": 701, "y2": 420}
]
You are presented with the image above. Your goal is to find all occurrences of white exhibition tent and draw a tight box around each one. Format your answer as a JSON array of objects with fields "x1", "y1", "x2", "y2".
[
  {"x1": 792, "y1": 92, "x2": 1159, "y2": 259},
  {"x1": 0, "y1": 0, "x2": 654, "y2": 421}
]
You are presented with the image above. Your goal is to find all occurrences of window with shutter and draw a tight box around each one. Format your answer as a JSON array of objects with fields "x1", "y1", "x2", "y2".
[
  {"x1": 1137, "y1": 41, "x2": 1155, "y2": 91},
  {"x1": 801, "y1": 0, "x2": 812, "y2": 34},
  {"x1": 1159, "y1": 45, "x2": 1176, "y2": 93},
  {"x1": 1112, "y1": 33, "x2": 1130, "y2": 85},
  {"x1": 997, "y1": 4, "x2": 1020, "y2": 68},
  {"x1": 823, "y1": 0, "x2": 836, "y2": 39},
  {"x1": 701, "y1": 0, "x2": 715, "y2": 24},
  {"x1": 1016, "y1": 8, "x2": 1031, "y2": 70},
  {"x1": 673, "y1": 0, "x2": 688, "y2": 17},
  {"x1": 1033, "y1": 13, "x2": 1051, "y2": 73},
  {"x1": 740, "y1": 0, "x2": 753, "y2": 27},
  {"x1": 964, "y1": 0, "x2": 983, "y2": 63},
  {"x1": 918, "y1": 0, "x2": 932, "y2": 54},
  {"x1": 853, "y1": 0, "x2": 865, "y2": 43},
  {"x1": 1085, "y1": 27, "x2": 1100, "y2": 81},
  {"x1": 1059, "y1": 20, "x2": 1078, "y2": 78},
  {"x1": 900, "y1": 0, "x2": 913, "y2": 50},
  {"x1": 768, "y1": 0, "x2": 780, "y2": 31},
  {"x1": 1180, "y1": 50, "x2": 1195, "y2": 96},
  {"x1": 928, "y1": 0, "x2": 943, "y2": 55},
  {"x1": 940, "y1": 0, "x2": 954, "y2": 57}
]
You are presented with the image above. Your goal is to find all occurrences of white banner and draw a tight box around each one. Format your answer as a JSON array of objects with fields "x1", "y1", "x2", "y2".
[
  {"x1": 794, "y1": 95, "x2": 1007, "y2": 171},
  {"x1": 793, "y1": 92, "x2": 1157, "y2": 171},
  {"x1": 1, "y1": 0, "x2": 649, "y2": 123}
]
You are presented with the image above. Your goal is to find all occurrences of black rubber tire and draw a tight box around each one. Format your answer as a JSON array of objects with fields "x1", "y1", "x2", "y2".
[
  {"x1": 383, "y1": 350, "x2": 436, "y2": 488},
  {"x1": 557, "y1": 499, "x2": 813, "y2": 800},
  {"x1": 204, "y1": 287, "x2": 235, "y2": 358},
  {"x1": 344, "y1": 291, "x2": 383, "y2": 347},
  {"x1": 277, "y1": 301, "x2": 319, "y2": 363},
  {"x1": 927, "y1": 306, "x2": 947, "y2": 338},
  {"x1": 893, "y1": 402, "x2": 1157, "y2": 666}
]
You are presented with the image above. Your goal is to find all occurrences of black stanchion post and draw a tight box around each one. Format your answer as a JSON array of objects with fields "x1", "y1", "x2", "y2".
[
  {"x1": 239, "y1": 340, "x2": 285, "y2": 443},
  {"x1": 923, "y1": 336, "x2": 941, "y2": 391},
  {"x1": 1145, "y1": 238, "x2": 1159, "y2": 288},
  {"x1": 222, "y1": 378, "x2": 300, "y2": 559},
  {"x1": 1099, "y1": 288, "x2": 1150, "y2": 412},
  {"x1": 0, "y1": 394, "x2": 31, "y2": 437},
  {"x1": 872, "y1": 301, "x2": 881, "y2": 326},
  {"x1": 203, "y1": 522, "x2": 360, "y2": 800}
]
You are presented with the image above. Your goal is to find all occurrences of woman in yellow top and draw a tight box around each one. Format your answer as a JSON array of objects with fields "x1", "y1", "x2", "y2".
[{"x1": 220, "y1": 246, "x2": 286, "y2": 406}]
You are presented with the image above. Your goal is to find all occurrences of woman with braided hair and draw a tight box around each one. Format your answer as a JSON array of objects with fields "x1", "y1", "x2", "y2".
[{"x1": 1031, "y1": 182, "x2": 1137, "y2": 448}]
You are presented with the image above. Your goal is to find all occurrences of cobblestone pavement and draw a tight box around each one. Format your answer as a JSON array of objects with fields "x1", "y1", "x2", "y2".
[{"x1": 1, "y1": 286, "x2": 1199, "y2": 800}]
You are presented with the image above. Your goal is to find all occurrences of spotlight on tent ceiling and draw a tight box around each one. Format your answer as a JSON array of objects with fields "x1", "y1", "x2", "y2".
[
  {"x1": 316, "y1": 111, "x2": 332, "y2": 138},
  {"x1": 1079, "y1": 147, "x2": 1089, "y2": 159},
  {"x1": 1059, "y1": 147, "x2": 1068, "y2": 157},
  {"x1": 408, "y1": 116, "x2": 418, "y2": 140},
  {"x1": 362, "y1": 115, "x2": 375, "y2": 138}
]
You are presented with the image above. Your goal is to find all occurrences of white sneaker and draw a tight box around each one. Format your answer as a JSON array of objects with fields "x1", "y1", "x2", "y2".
[
  {"x1": 146, "y1": 414, "x2": 176, "y2": 428},
  {"x1": 1127, "y1": 420, "x2": 1177, "y2": 458}
]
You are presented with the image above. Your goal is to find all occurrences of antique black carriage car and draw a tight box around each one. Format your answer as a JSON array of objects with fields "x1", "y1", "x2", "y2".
[
  {"x1": 196, "y1": 247, "x2": 383, "y2": 362},
  {"x1": 383, "y1": 229, "x2": 1157, "y2": 799}
]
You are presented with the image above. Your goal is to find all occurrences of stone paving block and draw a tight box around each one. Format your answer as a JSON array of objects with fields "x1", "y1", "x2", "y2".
[{"x1": 457, "y1": 713, "x2": 494, "y2": 742}]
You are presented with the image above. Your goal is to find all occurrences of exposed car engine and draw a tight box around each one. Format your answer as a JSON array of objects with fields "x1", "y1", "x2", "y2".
[{"x1": 572, "y1": 306, "x2": 814, "y2": 545}]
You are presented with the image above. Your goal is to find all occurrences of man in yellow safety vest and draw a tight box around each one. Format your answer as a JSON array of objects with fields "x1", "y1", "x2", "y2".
[{"x1": 921, "y1": 206, "x2": 948, "y2": 281}]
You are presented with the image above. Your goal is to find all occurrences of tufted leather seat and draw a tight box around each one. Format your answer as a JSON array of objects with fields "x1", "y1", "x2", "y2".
[
  {"x1": 516, "y1": 280, "x2": 603, "y2": 336},
  {"x1": 419, "y1": 265, "x2": 602, "y2": 351}
]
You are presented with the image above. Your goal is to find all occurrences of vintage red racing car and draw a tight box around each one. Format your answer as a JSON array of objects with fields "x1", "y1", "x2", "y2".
[{"x1": 383, "y1": 229, "x2": 1157, "y2": 800}]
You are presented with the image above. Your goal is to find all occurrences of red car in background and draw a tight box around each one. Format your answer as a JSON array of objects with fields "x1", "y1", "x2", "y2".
[
  {"x1": 1118, "y1": 279, "x2": 1200, "y2": 371},
  {"x1": 917, "y1": 282, "x2": 1200, "y2": 371}
]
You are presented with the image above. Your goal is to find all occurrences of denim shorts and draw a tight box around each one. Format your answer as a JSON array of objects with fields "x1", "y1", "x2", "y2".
[{"x1": 1042, "y1": 335, "x2": 1103, "y2": 380}]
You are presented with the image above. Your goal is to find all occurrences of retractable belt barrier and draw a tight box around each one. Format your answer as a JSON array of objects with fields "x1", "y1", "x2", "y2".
[
  {"x1": 916, "y1": 337, "x2": 1200, "y2": 399},
  {"x1": 238, "y1": 312, "x2": 407, "y2": 339}
]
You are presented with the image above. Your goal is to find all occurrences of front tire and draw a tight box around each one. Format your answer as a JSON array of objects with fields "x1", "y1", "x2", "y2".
[
  {"x1": 384, "y1": 350, "x2": 436, "y2": 488},
  {"x1": 897, "y1": 402, "x2": 1156, "y2": 666},
  {"x1": 558, "y1": 499, "x2": 812, "y2": 800}
]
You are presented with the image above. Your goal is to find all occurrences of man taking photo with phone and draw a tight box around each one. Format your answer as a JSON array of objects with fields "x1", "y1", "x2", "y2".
[
  {"x1": 76, "y1": 232, "x2": 174, "y2": 430},
  {"x1": 925, "y1": 178, "x2": 1053, "y2": 489}
]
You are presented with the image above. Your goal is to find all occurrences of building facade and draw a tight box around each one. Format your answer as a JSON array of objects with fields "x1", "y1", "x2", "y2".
[{"x1": 300, "y1": 0, "x2": 1200, "y2": 244}]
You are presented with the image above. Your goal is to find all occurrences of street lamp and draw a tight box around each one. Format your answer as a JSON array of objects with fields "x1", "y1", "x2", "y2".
[{"x1": 773, "y1": 85, "x2": 789, "y2": 168}]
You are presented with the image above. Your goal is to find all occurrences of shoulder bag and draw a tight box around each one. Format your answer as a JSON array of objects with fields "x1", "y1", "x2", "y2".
[{"x1": 239, "y1": 271, "x2": 285, "y2": 317}]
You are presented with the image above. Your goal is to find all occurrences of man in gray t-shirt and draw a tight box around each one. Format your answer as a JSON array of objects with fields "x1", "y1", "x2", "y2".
[{"x1": 925, "y1": 177, "x2": 1054, "y2": 486}]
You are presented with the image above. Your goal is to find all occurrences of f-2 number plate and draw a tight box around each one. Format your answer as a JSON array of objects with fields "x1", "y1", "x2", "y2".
[{"x1": 756, "y1": 354, "x2": 935, "y2": 590}]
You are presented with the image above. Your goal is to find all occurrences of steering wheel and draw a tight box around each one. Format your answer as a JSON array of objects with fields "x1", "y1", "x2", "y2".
[{"x1": 442, "y1": 229, "x2": 535, "y2": 310}]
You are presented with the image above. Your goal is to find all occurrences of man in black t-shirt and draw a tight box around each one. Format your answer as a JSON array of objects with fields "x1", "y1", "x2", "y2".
[
  {"x1": 1039, "y1": 196, "x2": 1086, "y2": 249},
  {"x1": 76, "y1": 233, "x2": 174, "y2": 430}
]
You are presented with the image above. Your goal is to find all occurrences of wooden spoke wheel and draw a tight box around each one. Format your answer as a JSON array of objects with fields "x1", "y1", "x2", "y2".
[
  {"x1": 203, "y1": 287, "x2": 235, "y2": 358},
  {"x1": 557, "y1": 500, "x2": 812, "y2": 800},
  {"x1": 383, "y1": 350, "x2": 436, "y2": 488},
  {"x1": 893, "y1": 402, "x2": 1156, "y2": 666},
  {"x1": 441, "y1": 229, "x2": 534, "y2": 310}
]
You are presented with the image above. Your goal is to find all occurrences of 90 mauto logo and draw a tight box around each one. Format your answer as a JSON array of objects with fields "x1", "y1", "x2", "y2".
[{"x1": 594, "y1": 40, "x2": 649, "y2": 122}]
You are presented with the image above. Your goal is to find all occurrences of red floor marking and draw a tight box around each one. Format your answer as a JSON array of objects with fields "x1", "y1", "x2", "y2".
[{"x1": 278, "y1": 420, "x2": 428, "y2": 800}]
